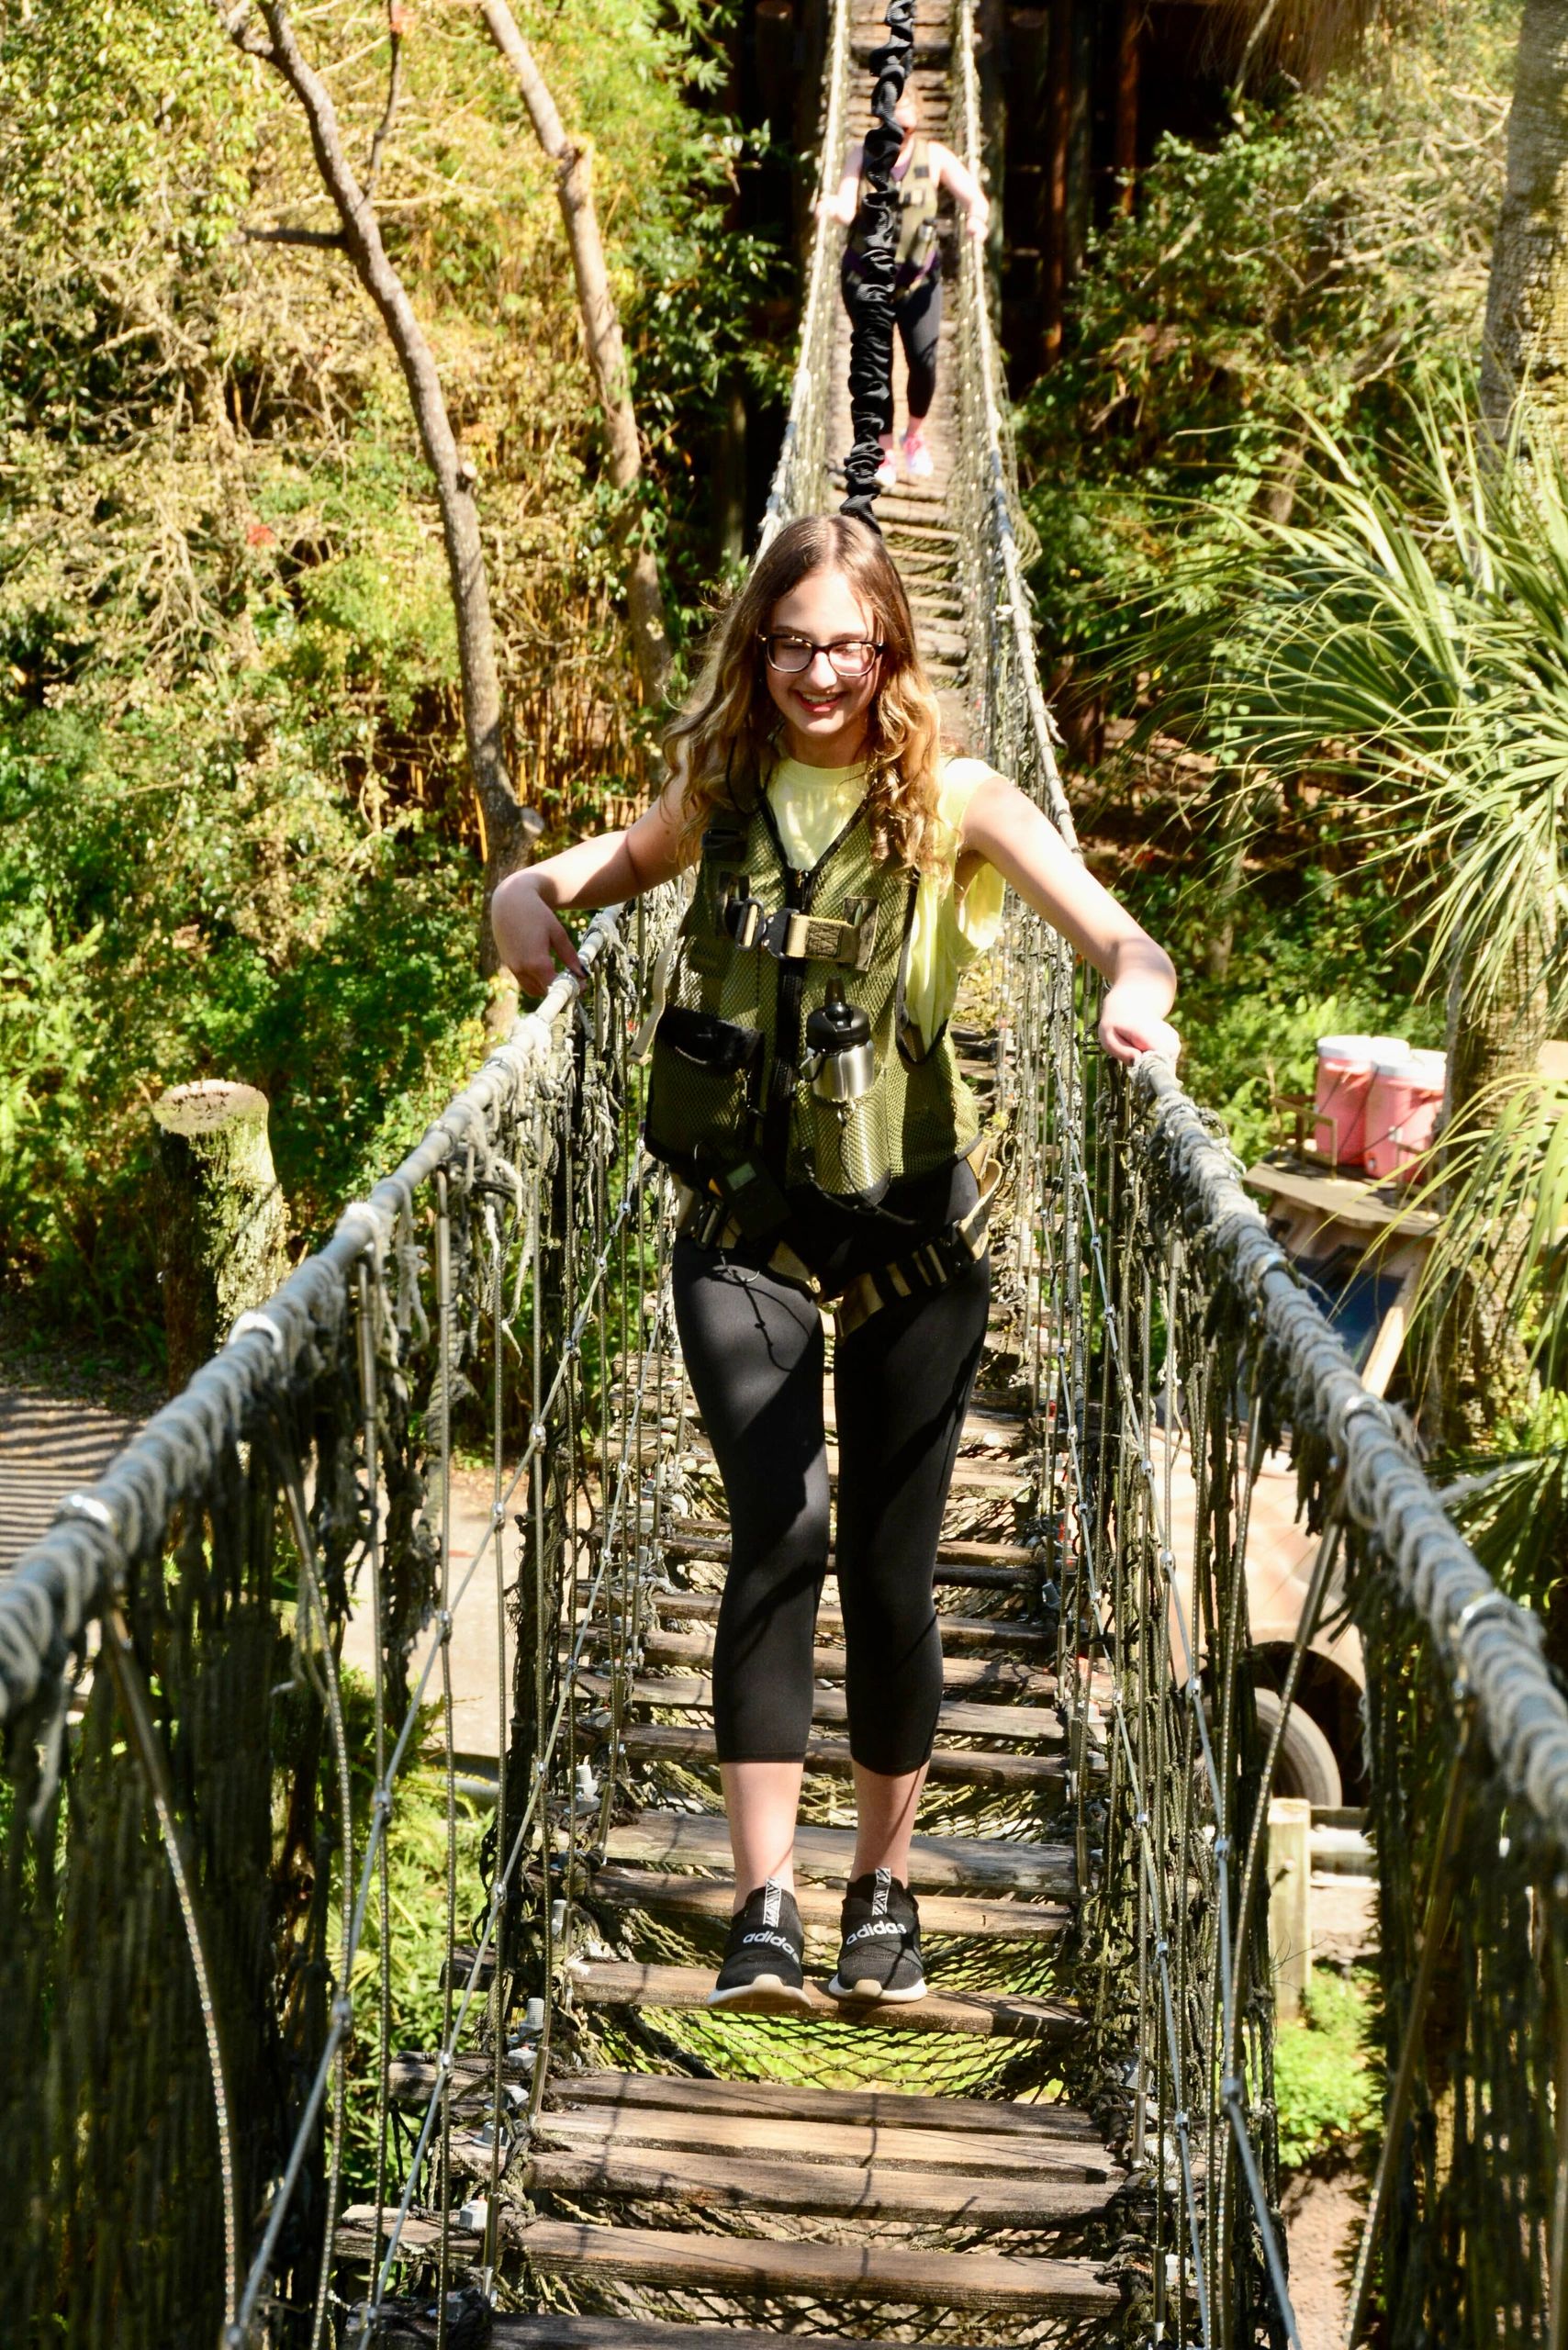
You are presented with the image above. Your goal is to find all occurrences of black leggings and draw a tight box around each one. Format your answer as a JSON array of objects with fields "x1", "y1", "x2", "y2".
[
  {"x1": 840, "y1": 262, "x2": 943, "y2": 433},
  {"x1": 671, "y1": 1177, "x2": 990, "y2": 1776}
]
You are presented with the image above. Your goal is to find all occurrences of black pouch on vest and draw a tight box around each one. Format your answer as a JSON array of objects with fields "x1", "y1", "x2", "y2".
[{"x1": 644, "y1": 1005, "x2": 763, "y2": 1175}]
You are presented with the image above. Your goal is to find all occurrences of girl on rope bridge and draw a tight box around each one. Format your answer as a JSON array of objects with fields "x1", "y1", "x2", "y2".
[
  {"x1": 492, "y1": 513, "x2": 1178, "y2": 2015},
  {"x1": 819, "y1": 84, "x2": 989, "y2": 487}
]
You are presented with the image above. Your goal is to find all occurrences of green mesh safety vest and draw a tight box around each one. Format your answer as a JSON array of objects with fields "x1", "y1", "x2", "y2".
[
  {"x1": 643, "y1": 788, "x2": 979, "y2": 1215},
  {"x1": 847, "y1": 139, "x2": 940, "y2": 284}
]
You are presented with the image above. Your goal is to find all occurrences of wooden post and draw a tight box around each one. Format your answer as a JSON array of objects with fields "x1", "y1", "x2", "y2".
[
  {"x1": 1044, "y1": 0, "x2": 1073, "y2": 366},
  {"x1": 152, "y1": 1081, "x2": 291, "y2": 1394},
  {"x1": 1114, "y1": 0, "x2": 1141, "y2": 215},
  {"x1": 1268, "y1": 1796, "x2": 1313, "y2": 2022}
]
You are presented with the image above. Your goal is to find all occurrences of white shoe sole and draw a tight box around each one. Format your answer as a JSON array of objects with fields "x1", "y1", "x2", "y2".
[
  {"x1": 707, "y1": 1972, "x2": 814, "y2": 2016},
  {"x1": 825, "y1": 1971, "x2": 929, "y2": 2005}
]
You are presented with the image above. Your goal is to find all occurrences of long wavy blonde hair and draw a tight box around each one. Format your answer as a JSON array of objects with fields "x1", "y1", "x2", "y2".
[{"x1": 665, "y1": 514, "x2": 946, "y2": 875}]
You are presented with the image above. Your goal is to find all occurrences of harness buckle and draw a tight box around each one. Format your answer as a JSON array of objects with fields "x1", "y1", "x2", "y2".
[
  {"x1": 758, "y1": 904, "x2": 878, "y2": 968},
  {"x1": 722, "y1": 892, "x2": 767, "y2": 951}
]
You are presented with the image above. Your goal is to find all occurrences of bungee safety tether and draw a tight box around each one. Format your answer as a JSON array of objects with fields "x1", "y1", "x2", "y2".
[{"x1": 839, "y1": 0, "x2": 916, "y2": 529}]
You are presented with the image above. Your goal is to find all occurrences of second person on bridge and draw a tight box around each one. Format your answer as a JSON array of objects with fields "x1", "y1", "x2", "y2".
[
  {"x1": 492, "y1": 512, "x2": 1178, "y2": 2015},
  {"x1": 820, "y1": 83, "x2": 990, "y2": 487}
]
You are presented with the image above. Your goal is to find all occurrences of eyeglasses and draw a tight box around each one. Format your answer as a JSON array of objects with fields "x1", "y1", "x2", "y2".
[{"x1": 759, "y1": 632, "x2": 882, "y2": 678}]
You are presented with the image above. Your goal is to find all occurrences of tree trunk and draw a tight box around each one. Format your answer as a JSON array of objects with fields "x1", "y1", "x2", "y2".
[
  {"x1": 1481, "y1": 0, "x2": 1568, "y2": 455},
  {"x1": 1433, "y1": 913, "x2": 1554, "y2": 1447},
  {"x1": 152, "y1": 1082, "x2": 292, "y2": 1394},
  {"x1": 1430, "y1": 0, "x2": 1568, "y2": 1438},
  {"x1": 212, "y1": 1, "x2": 539, "y2": 980},
  {"x1": 477, "y1": 0, "x2": 673, "y2": 706}
]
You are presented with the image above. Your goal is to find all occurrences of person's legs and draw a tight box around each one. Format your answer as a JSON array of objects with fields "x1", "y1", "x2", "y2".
[
  {"x1": 897, "y1": 273, "x2": 943, "y2": 475},
  {"x1": 832, "y1": 1247, "x2": 992, "y2": 1830},
  {"x1": 671, "y1": 1241, "x2": 830, "y2": 1909}
]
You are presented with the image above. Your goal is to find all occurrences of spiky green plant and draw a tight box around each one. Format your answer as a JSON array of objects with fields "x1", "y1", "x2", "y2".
[{"x1": 1137, "y1": 375, "x2": 1568, "y2": 1496}]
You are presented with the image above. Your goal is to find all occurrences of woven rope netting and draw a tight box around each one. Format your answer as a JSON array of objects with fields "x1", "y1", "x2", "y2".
[{"x1": 6, "y1": 6, "x2": 1568, "y2": 2347}]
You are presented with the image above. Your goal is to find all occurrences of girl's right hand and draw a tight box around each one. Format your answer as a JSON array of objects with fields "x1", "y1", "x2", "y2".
[{"x1": 491, "y1": 873, "x2": 587, "y2": 998}]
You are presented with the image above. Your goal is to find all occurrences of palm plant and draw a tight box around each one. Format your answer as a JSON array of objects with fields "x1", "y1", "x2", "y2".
[{"x1": 1136, "y1": 375, "x2": 1568, "y2": 1558}]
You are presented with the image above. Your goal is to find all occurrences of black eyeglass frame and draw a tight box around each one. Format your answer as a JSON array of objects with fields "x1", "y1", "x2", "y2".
[{"x1": 757, "y1": 631, "x2": 884, "y2": 679}]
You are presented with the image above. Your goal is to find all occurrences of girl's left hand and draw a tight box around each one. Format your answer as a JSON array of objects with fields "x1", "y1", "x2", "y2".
[{"x1": 1099, "y1": 981, "x2": 1182, "y2": 1067}]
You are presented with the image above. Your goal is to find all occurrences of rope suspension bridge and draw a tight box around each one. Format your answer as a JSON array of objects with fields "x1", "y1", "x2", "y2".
[{"x1": 6, "y1": 5, "x2": 1568, "y2": 2344}]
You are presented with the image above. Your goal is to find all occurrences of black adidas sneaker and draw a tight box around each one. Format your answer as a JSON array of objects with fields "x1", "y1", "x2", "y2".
[
  {"x1": 826, "y1": 1867, "x2": 926, "y2": 2003},
  {"x1": 707, "y1": 1879, "x2": 812, "y2": 2013}
]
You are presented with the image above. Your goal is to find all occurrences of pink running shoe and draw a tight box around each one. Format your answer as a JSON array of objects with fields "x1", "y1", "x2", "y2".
[{"x1": 902, "y1": 431, "x2": 934, "y2": 481}]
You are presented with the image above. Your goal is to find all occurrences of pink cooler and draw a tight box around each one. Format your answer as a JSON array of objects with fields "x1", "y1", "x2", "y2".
[
  {"x1": 1314, "y1": 1035, "x2": 1409, "y2": 1168},
  {"x1": 1364, "y1": 1048, "x2": 1446, "y2": 1184}
]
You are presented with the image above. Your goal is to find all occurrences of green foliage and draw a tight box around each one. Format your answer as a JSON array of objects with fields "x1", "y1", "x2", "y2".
[
  {"x1": 1123, "y1": 856, "x2": 1441, "y2": 1165},
  {"x1": 0, "y1": 0, "x2": 783, "y2": 1361},
  {"x1": 1273, "y1": 1968, "x2": 1379, "y2": 2171},
  {"x1": 1019, "y1": 0, "x2": 1516, "y2": 669}
]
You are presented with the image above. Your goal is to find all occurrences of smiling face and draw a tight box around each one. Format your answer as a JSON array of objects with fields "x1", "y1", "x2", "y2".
[{"x1": 761, "y1": 565, "x2": 883, "y2": 769}]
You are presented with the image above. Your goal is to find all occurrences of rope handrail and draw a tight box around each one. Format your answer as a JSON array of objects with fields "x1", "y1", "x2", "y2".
[
  {"x1": 0, "y1": 902, "x2": 634, "y2": 1726},
  {"x1": 6, "y1": 5, "x2": 1568, "y2": 2342}
]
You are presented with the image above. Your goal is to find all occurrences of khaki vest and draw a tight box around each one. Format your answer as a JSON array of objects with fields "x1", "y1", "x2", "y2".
[{"x1": 644, "y1": 788, "x2": 979, "y2": 1207}]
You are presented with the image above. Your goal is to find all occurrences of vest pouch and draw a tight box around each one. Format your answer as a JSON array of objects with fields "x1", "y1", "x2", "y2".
[
  {"x1": 644, "y1": 1004, "x2": 761, "y2": 1172},
  {"x1": 806, "y1": 1083, "x2": 891, "y2": 1205}
]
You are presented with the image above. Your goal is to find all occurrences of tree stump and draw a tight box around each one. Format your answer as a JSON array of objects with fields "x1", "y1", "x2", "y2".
[{"x1": 151, "y1": 1081, "x2": 291, "y2": 1393}]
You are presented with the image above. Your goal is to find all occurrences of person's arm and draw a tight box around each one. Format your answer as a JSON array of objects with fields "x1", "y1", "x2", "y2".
[
  {"x1": 816, "y1": 141, "x2": 864, "y2": 229},
  {"x1": 959, "y1": 775, "x2": 1179, "y2": 1063},
  {"x1": 929, "y1": 141, "x2": 990, "y2": 240},
  {"x1": 491, "y1": 777, "x2": 689, "y2": 997}
]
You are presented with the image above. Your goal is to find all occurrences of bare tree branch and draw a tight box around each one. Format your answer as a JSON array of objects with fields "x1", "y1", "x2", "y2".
[
  {"x1": 208, "y1": 0, "x2": 539, "y2": 978},
  {"x1": 478, "y1": 0, "x2": 672, "y2": 705},
  {"x1": 242, "y1": 225, "x2": 348, "y2": 250},
  {"x1": 364, "y1": 1, "x2": 406, "y2": 203}
]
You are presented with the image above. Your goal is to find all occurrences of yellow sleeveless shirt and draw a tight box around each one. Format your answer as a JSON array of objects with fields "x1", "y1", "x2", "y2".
[{"x1": 766, "y1": 755, "x2": 1006, "y2": 1050}]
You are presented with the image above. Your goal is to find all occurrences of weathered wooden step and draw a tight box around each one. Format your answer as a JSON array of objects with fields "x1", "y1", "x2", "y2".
[
  {"x1": 610, "y1": 1438, "x2": 1028, "y2": 1496},
  {"x1": 599, "y1": 1809, "x2": 1077, "y2": 1897},
  {"x1": 522, "y1": 2143, "x2": 1113, "y2": 2227},
  {"x1": 598, "y1": 1672, "x2": 1060, "y2": 1736},
  {"x1": 535, "y1": 2087, "x2": 1112, "y2": 2177},
  {"x1": 452, "y1": 2321, "x2": 999, "y2": 2350},
  {"x1": 644, "y1": 1593, "x2": 1054, "y2": 1659},
  {"x1": 568, "y1": 1960, "x2": 1081, "y2": 2043},
  {"x1": 589, "y1": 1866, "x2": 1072, "y2": 1944},
  {"x1": 630, "y1": 1633, "x2": 1056, "y2": 1696},
  {"x1": 606, "y1": 1721, "x2": 1067, "y2": 1791},
  {"x1": 511, "y1": 2219, "x2": 1119, "y2": 2314},
  {"x1": 662, "y1": 1524, "x2": 1038, "y2": 1588},
  {"x1": 545, "y1": 2068, "x2": 1102, "y2": 2143}
]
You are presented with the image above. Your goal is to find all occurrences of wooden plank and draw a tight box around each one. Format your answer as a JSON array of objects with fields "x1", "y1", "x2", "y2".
[
  {"x1": 459, "y1": 2320, "x2": 998, "y2": 2350},
  {"x1": 532, "y1": 2104, "x2": 1114, "y2": 2178},
  {"x1": 610, "y1": 1722, "x2": 1068, "y2": 1792},
  {"x1": 645, "y1": 1595, "x2": 1055, "y2": 1660},
  {"x1": 544, "y1": 2068, "x2": 1105, "y2": 2143},
  {"x1": 592, "y1": 1671, "x2": 1061, "y2": 1732},
  {"x1": 662, "y1": 1522, "x2": 1037, "y2": 1572},
  {"x1": 631, "y1": 1630, "x2": 1056, "y2": 1695},
  {"x1": 588, "y1": 1866, "x2": 1071, "y2": 1945},
  {"x1": 513, "y1": 2220, "x2": 1120, "y2": 2314},
  {"x1": 1244, "y1": 1158, "x2": 1439, "y2": 1239},
  {"x1": 599, "y1": 1810, "x2": 1078, "y2": 1897},
  {"x1": 611, "y1": 1438, "x2": 1029, "y2": 1498},
  {"x1": 569, "y1": 1960, "x2": 1081, "y2": 2043},
  {"x1": 522, "y1": 2143, "x2": 1114, "y2": 2226}
]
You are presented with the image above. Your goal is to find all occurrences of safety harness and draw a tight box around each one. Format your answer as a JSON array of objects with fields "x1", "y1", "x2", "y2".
[
  {"x1": 672, "y1": 1130, "x2": 999, "y2": 1338},
  {"x1": 640, "y1": 784, "x2": 998, "y2": 1333}
]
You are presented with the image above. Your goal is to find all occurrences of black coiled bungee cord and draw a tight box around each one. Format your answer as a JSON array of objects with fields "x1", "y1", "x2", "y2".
[{"x1": 839, "y1": 0, "x2": 916, "y2": 531}]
